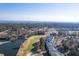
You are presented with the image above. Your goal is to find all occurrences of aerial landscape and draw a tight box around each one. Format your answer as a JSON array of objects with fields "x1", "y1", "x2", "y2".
[{"x1": 0, "y1": 3, "x2": 79, "y2": 56}]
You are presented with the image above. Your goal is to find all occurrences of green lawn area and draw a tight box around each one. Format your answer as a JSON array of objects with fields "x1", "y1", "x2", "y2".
[{"x1": 17, "y1": 35, "x2": 47, "y2": 56}]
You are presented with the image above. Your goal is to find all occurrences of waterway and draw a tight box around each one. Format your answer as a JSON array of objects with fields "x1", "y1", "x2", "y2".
[{"x1": 0, "y1": 38, "x2": 26, "y2": 56}]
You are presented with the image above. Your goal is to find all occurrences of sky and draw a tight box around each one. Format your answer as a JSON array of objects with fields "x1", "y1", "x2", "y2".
[{"x1": 0, "y1": 3, "x2": 79, "y2": 22}]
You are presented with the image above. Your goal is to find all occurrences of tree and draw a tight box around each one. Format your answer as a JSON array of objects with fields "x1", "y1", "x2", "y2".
[{"x1": 40, "y1": 38, "x2": 45, "y2": 51}]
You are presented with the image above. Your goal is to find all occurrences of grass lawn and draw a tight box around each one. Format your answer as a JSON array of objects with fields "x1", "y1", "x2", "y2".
[{"x1": 17, "y1": 35, "x2": 47, "y2": 56}]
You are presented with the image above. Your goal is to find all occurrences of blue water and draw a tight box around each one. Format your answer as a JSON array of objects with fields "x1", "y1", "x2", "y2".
[{"x1": 0, "y1": 38, "x2": 26, "y2": 56}]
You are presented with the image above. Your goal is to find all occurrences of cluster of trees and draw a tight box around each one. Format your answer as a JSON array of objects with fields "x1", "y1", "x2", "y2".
[
  {"x1": 0, "y1": 23, "x2": 48, "y2": 32},
  {"x1": 33, "y1": 31, "x2": 45, "y2": 35},
  {"x1": 61, "y1": 39, "x2": 79, "y2": 56},
  {"x1": 32, "y1": 38, "x2": 46, "y2": 53},
  {"x1": 40, "y1": 38, "x2": 46, "y2": 51}
]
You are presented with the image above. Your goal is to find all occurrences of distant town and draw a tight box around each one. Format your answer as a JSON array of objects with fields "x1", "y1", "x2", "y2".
[{"x1": 0, "y1": 22, "x2": 79, "y2": 56}]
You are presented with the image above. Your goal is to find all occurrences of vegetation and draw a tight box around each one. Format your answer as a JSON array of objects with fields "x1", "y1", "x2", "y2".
[
  {"x1": 40, "y1": 38, "x2": 46, "y2": 51},
  {"x1": 17, "y1": 35, "x2": 47, "y2": 56},
  {"x1": 62, "y1": 39, "x2": 79, "y2": 56}
]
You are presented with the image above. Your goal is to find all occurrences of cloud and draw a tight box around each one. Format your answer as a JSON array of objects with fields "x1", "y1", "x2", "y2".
[{"x1": 0, "y1": 14, "x2": 79, "y2": 22}]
